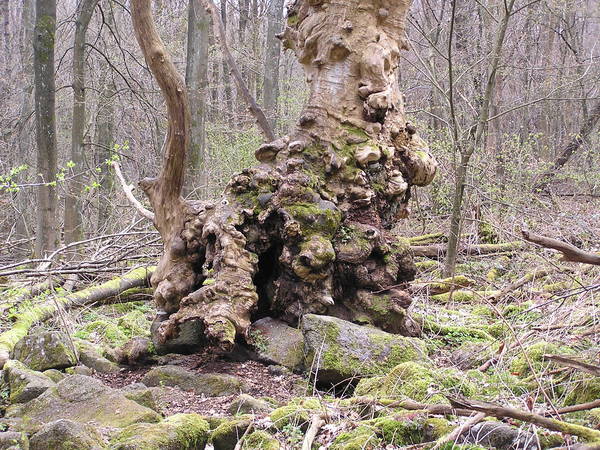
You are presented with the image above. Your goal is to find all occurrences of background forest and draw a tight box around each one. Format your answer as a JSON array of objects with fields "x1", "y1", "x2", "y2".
[{"x1": 1, "y1": 0, "x2": 600, "y2": 449}]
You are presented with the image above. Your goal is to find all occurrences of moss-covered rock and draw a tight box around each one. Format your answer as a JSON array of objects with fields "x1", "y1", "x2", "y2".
[
  {"x1": 301, "y1": 314, "x2": 428, "y2": 384},
  {"x1": 330, "y1": 425, "x2": 382, "y2": 450},
  {"x1": 0, "y1": 431, "x2": 29, "y2": 450},
  {"x1": 210, "y1": 416, "x2": 253, "y2": 450},
  {"x1": 3, "y1": 359, "x2": 55, "y2": 404},
  {"x1": 110, "y1": 413, "x2": 210, "y2": 450},
  {"x1": 240, "y1": 431, "x2": 280, "y2": 449},
  {"x1": 12, "y1": 331, "x2": 78, "y2": 371},
  {"x1": 450, "y1": 341, "x2": 496, "y2": 370},
  {"x1": 269, "y1": 398, "x2": 321, "y2": 431},
  {"x1": 248, "y1": 318, "x2": 303, "y2": 371},
  {"x1": 5, "y1": 375, "x2": 160, "y2": 433},
  {"x1": 141, "y1": 365, "x2": 246, "y2": 396},
  {"x1": 29, "y1": 418, "x2": 104, "y2": 450},
  {"x1": 42, "y1": 368, "x2": 65, "y2": 383},
  {"x1": 121, "y1": 384, "x2": 167, "y2": 413},
  {"x1": 354, "y1": 362, "x2": 476, "y2": 403}
]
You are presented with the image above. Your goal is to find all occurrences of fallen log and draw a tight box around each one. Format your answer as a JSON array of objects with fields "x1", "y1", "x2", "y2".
[
  {"x1": 448, "y1": 396, "x2": 600, "y2": 443},
  {"x1": 522, "y1": 230, "x2": 600, "y2": 266},
  {"x1": 0, "y1": 266, "x2": 155, "y2": 369},
  {"x1": 412, "y1": 275, "x2": 477, "y2": 295},
  {"x1": 411, "y1": 241, "x2": 524, "y2": 258}
]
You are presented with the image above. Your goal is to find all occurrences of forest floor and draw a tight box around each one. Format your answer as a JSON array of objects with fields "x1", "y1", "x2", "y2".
[{"x1": 1, "y1": 196, "x2": 599, "y2": 449}]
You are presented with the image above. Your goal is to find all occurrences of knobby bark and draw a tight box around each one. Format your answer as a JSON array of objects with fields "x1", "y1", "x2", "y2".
[
  {"x1": 64, "y1": 0, "x2": 100, "y2": 245},
  {"x1": 34, "y1": 0, "x2": 58, "y2": 257},
  {"x1": 131, "y1": 0, "x2": 437, "y2": 352}
]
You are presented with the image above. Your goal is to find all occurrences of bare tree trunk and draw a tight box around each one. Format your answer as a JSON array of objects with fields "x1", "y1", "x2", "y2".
[
  {"x1": 13, "y1": 0, "x2": 36, "y2": 257},
  {"x1": 263, "y1": 0, "x2": 284, "y2": 132},
  {"x1": 95, "y1": 75, "x2": 116, "y2": 230},
  {"x1": 34, "y1": 0, "x2": 58, "y2": 257},
  {"x1": 131, "y1": 0, "x2": 436, "y2": 352},
  {"x1": 186, "y1": 0, "x2": 210, "y2": 195},
  {"x1": 0, "y1": 0, "x2": 9, "y2": 68},
  {"x1": 64, "y1": 0, "x2": 99, "y2": 246},
  {"x1": 444, "y1": 0, "x2": 515, "y2": 277},
  {"x1": 220, "y1": 1, "x2": 233, "y2": 124}
]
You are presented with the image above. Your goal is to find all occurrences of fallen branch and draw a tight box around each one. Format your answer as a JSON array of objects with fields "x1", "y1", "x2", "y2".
[
  {"x1": 0, "y1": 266, "x2": 155, "y2": 369},
  {"x1": 111, "y1": 161, "x2": 155, "y2": 221},
  {"x1": 302, "y1": 414, "x2": 326, "y2": 450},
  {"x1": 487, "y1": 268, "x2": 551, "y2": 303},
  {"x1": 197, "y1": 0, "x2": 275, "y2": 142},
  {"x1": 548, "y1": 399, "x2": 600, "y2": 416},
  {"x1": 411, "y1": 241, "x2": 523, "y2": 258},
  {"x1": 448, "y1": 396, "x2": 600, "y2": 443},
  {"x1": 542, "y1": 354, "x2": 600, "y2": 377},
  {"x1": 349, "y1": 396, "x2": 476, "y2": 418},
  {"x1": 522, "y1": 230, "x2": 600, "y2": 265}
]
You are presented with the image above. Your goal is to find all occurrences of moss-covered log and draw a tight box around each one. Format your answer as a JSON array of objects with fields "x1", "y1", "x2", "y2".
[
  {"x1": 130, "y1": 0, "x2": 437, "y2": 351},
  {"x1": 0, "y1": 266, "x2": 155, "y2": 369},
  {"x1": 411, "y1": 241, "x2": 524, "y2": 258}
]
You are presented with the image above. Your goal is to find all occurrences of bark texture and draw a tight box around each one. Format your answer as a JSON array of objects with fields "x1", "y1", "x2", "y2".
[
  {"x1": 132, "y1": 0, "x2": 437, "y2": 351},
  {"x1": 34, "y1": 0, "x2": 58, "y2": 257}
]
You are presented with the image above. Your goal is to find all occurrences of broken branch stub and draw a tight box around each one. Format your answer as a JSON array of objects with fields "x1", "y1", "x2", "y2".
[{"x1": 130, "y1": 0, "x2": 437, "y2": 352}]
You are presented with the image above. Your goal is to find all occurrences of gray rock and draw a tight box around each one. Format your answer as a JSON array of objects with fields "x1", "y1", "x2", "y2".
[
  {"x1": 301, "y1": 314, "x2": 428, "y2": 384},
  {"x1": 65, "y1": 365, "x2": 94, "y2": 376},
  {"x1": 0, "y1": 431, "x2": 29, "y2": 450},
  {"x1": 458, "y1": 421, "x2": 537, "y2": 450},
  {"x1": 248, "y1": 318, "x2": 304, "y2": 371},
  {"x1": 2, "y1": 360, "x2": 55, "y2": 404},
  {"x1": 12, "y1": 331, "x2": 78, "y2": 371},
  {"x1": 29, "y1": 419, "x2": 105, "y2": 450},
  {"x1": 116, "y1": 337, "x2": 152, "y2": 366},
  {"x1": 4, "y1": 375, "x2": 160, "y2": 434},
  {"x1": 141, "y1": 365, "x2": 246, "y2": 396},
  {"x1": 228, "y1": 394, "x2": 273, "y2": 415},
  {"x1": 75, "y1": 340, "x2": 119, "y2": 373}
]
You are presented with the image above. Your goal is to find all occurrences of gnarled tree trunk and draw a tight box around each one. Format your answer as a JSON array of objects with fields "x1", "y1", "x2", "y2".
[{"x1": 130, "y1": 0, "x2": 437, "y2": 352}]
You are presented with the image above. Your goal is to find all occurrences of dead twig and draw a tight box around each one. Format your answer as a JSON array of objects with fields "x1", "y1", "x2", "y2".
[{"x1": 111, "y1": 161, "x2": 155, "y2": 221}]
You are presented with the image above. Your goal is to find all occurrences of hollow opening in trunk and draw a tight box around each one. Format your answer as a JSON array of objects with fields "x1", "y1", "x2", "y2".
[{"x1": 252, "y1": 243, "x2": 282, "y2": 322}]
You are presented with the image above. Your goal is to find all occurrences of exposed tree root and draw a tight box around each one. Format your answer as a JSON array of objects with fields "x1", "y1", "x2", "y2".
[{"x1": 0, "y1": 266, "x2": 154, "y2": 369}]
